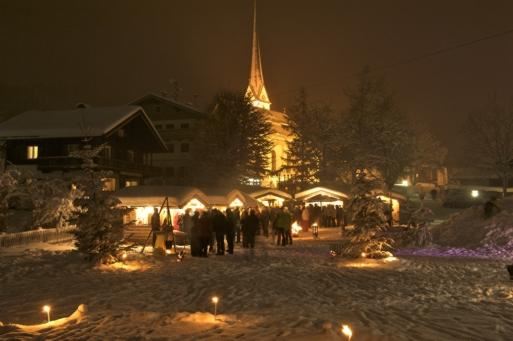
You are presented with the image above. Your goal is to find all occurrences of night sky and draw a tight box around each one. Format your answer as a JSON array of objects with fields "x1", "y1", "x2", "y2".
[{"x1": 2, "y1": 0, "x2": 513, "y2": 163}]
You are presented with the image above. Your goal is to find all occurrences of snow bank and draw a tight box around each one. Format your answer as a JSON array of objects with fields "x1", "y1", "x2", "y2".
[{"x1": 431, "y1": 203, "x2": 513, "y2": 250}]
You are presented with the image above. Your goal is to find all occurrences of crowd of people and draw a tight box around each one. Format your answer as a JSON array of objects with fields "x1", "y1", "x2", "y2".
[{"x1": 150, "y1": 203, "x2": 347, "y2": 257}]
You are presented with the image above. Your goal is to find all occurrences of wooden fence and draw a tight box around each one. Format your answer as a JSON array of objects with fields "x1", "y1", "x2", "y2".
[{"x1": 0, "y1": 226, "x2": 76, "y2": 248}]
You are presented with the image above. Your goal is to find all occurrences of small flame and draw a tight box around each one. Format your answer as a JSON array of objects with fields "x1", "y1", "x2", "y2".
[
  {"x1": 291, "y1": 221, "x2": 302, "y2": 234},
  {"x1": 42, "y1": 305, "x2": 51, "y2": 313},
  {"x1": 342, "y1": 324, "x2": 352, "y2": 338},
  {"x1": 212, "y1": 296, "x2": 219, "y2": 304}
]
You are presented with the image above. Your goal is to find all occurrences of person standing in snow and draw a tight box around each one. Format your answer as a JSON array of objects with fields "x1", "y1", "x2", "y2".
[
  {"x1": 259, "y1": 206, "x2": 270, "y2": 237},
  {"x1": 225, "y1": 208, "x2": 236, "y2": 254},
  {"x1": 190, "y1": 211, "x2": 201, "y2": 257},
  {"x1": 212, "y1": 209, "x2": 228, "y2": 255},
  {"x1": 150, "y1": 208, "x2": 160, "y2": 248},
  {"x1": 484, "y1": 197, "x2": 500, "y2": 219},
  {"x1": 241, "y1": 208, "x2": 259, "y2": 248},
  {"x1": 273, "y1": 206, "x2": 292, "y2": 246},
  {"x1": 182, "y1": 208, "x2": 193, "y2": 244},
  {"x1": 198, "y1": 211, "x2": 213, "y2": 257}
]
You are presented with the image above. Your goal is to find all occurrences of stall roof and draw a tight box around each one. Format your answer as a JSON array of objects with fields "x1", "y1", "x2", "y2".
[
  {"x1": 250, "y1": 188, "x2": 292, "y2": 200},
  {"x1": 295, "y1": 186, "x2": 349, "y2": 202},
  {"x1": 115, "y1": 186, "x2": 259, "y2": 208}
]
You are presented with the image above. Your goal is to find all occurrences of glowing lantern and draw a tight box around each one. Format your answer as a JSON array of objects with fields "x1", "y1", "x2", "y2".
[
  {"x1": 212, "y1": 296, "x2": 219, "y2": 319},
  {"x1": 42, "y1": 305, "x2": 51, "y2": 322},
  {"x1": 471, "y1": 190, "x2": 479, "y2": 198}
]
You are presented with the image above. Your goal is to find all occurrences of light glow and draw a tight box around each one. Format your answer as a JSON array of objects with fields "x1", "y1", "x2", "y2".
[
  {"x1": 183, "y1": 198, "x2": 206, "y2": 210},
  {"x1": 342, "y1": 324, "x2": 353, "y2": 340},
  {"x1": 229, "y1": 198, "x2": 244, "y2": 208},
  {"x1": 291, "y1": 221, "x2": 302, "y2": 235},
  {"x1": 135, "y1": 206, "x2": 157, "y2": 225},
  {"x1": 42, "y1": 305, "x2": 51, "y2": 322},
  {"x1": 471, "y1": 190, "x2": 479, "y2": 198}
]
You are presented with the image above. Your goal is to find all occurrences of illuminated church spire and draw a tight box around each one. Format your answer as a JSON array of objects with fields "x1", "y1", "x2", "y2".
[{"x1": 246, "y1": 0, "x2": 271, "y2": 110}]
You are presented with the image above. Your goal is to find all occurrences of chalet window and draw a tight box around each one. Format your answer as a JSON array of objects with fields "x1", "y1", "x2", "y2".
[
  {"x1": 168, "y1": 143, "x2": 175, "y2": 153},
  {"x1": 155, "y1": 124, "x2": 163, "y2": 130},
  {"x1": 156, "y1": 106, "x2": 161, "y2": 113},
  {"x1": 118, "y1": 129, "x2": 125, "y2": 138},
  {"x1": 127, "y1": 150, "x2": 135, "y2": 162},
  {"x1": 125, "y1": 180, "x2": 138, "y2": 187},
  {"x1": 166, "y1": 123, "x2": 174, "y2": 129},
  {"x1": 168, "y1": 167, "x2": 175, "y2": 177},
  {"x1": 27, "y1": 145, "x2": 39, "y2": 159},
  {"x1": 181, "y1": 143, "x2": 189, "y2": 153},
  {"x1": 102, "y1": 178, "x2": 116, "y2": 191},
  {"x1": 103, "y1": 146, "x2": 112, "y2": 160},
  {"x1": 180, "y1": 123, "x2": 190, "y2": 129}
]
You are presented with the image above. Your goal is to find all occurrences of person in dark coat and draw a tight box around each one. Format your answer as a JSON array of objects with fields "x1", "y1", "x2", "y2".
[
  {"x1": 212, "y1": 209, "x2": 228, "y2": 255},
  {"x1": 273, "y1": 206, "x2": 292, "y2": 246},
  {"x1": 241, "y1": 208, "x2": 260, "y2": 248},
  {"x1": 150, "y1": 208, "x2": 161, "y2": 247},
  {"x1": 190, "y1": 211, "x2": 201, "y2": 257},
  {"x1": 484, "y1": 197, "x2": 500, "y2": 219},
  {"x1": 225, "y1": 208, "x2": 236, "y2": 254},
  {"x1": 234, "y1": 207, "x2": 242, "y2": 243},
  {"x1": 259, "y1": 207, "x2": 270, "y2": 237},
  {"x1": 198, "y1": 211, "x2": 213, "y2": 257}
]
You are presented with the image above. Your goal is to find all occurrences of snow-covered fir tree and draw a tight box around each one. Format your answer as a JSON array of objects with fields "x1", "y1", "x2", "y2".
[
  {"x1": 343, "y1": 172, "x2": 394, "y2": 258},
  {"x1": 70, "y1": 146, "x2": 129, "y2": 264}
]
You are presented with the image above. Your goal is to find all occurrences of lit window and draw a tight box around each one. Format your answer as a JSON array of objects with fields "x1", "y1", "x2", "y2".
[
  {"x1": 125, "y1": 180, "x2": 138, "y2": 187},
  {"x1": 181, "y1": 143, "x2": 189, "y2": 153},
  {"x1": 102, "y1": 178, "x2": 116, "y2": 191},
  {"x1": 27, "y1": 145, "x2": 39, "y2": 159}
]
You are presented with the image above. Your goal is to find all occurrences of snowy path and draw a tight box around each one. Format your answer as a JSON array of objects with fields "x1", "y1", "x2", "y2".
[{"x1": 1, "y1": 232, "x2": 513, "y2": 340}]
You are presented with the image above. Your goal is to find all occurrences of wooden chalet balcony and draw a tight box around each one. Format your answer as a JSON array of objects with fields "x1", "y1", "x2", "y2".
[{"x1": 37, "y1": 156, "x2": 162, "y2": 176}]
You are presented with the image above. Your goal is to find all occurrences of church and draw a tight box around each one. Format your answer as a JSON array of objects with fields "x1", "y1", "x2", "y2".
[{"x1": 245, "y1": 1, "x2": 293, "y2": 189}]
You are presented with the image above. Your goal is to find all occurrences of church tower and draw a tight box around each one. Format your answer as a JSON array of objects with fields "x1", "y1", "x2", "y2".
[
  {"x1": 246, "y1": 0, "x2": 292, "y2": 189},
  {"x1": 246, "y1": 0, "x2": 271, "y2": 110}
]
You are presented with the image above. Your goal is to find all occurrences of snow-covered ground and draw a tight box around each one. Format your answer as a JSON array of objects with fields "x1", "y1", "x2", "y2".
[{"x1": 1, "y1": 229, "x2": 513, "y2": 340}]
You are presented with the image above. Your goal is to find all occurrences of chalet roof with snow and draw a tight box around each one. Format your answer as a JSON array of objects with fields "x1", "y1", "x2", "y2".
[
  {"x1": 131, "y1": 93, "x2": 207, "y2": 121},
  {"x1": 0, "y1": 105, "x2": 167, "y2": 150}
]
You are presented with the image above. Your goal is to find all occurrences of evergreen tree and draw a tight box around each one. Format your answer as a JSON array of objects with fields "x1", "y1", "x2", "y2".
[
  {"x1": 341, "y1": 69, "x2": 413, "y2": 186},
  {"x1": 70, "y1": 146, "x2": 129, "y2": 264},
  {"x1": 343, "y1": 172, "x2": 393, "y2": 258},
  {"x1": 285, "y1": 88, "x2": 338, "y2": 186},
  {"x1": 195, "y1": 92, "x2": 273, "y2": 186}
]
